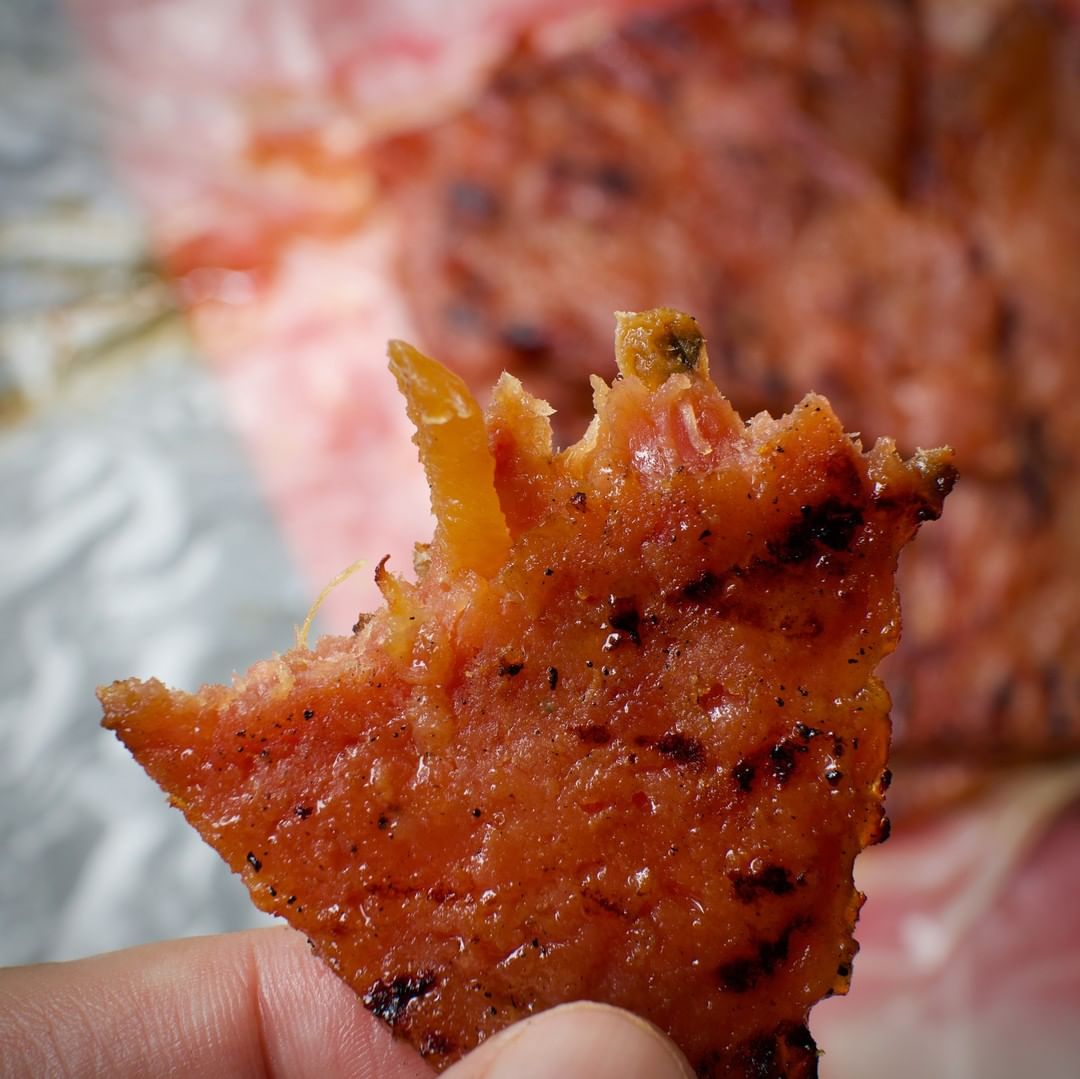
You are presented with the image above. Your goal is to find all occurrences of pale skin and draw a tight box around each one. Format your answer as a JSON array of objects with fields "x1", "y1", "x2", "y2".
[{"x1": 0, "y1": 928, "x2": 694, "y2": 1079}]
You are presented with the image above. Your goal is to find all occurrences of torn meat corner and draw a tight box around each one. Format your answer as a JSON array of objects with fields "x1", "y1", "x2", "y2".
[{"x1": 99, "y1": 308, "x2": 952, "y2": 1074}]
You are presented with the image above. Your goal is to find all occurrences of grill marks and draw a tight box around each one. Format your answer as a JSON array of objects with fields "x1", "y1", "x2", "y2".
[
  {"x1": 769, "y1": 499, "x2": 864, "y2": 565},
  {"x1": 716, "y1": 918, "x2": 809, "y2": 993},
  {"x1": 728, "y1": 864, "x2": 799, "y2": 904},
  {"x1": 667, "y1": 499, "x2": 867, "y2": 635}
]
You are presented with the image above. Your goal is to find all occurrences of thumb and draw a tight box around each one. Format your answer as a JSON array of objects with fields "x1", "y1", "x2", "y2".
[{"x1": 442, "y1": 1001, "x2": 695, "y2": 1079}]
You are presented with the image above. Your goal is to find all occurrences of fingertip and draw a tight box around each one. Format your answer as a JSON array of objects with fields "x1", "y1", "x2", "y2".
[
  {"x1": 442, "y1": 1001, "x2": 695, "y2": 1079},
  {"x1": 243, "y1": 927, "x2": 434, "y2": 1079}
]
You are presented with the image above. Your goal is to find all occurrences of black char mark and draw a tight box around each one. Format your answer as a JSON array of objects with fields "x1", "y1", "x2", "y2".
[
  {"x1": 716, "y1": 919, "x2": 808, "y2": 993},
  {"x1": 680, "y1": 570, "x2": 720, "y2": 602},
  {"x1": 729, "y1": 864, "x2": 798, "y2": 904},
  {"x1": 654, "y1": 731, "x2": 705, "y2": 765},
  {"x1": 703, "y1": 1021, "x2": 819, "y2": 1079},
  {"x1": 769, "y1": 738, "x2": 805, "y2": 784},
  {"x1": 364, "y1": 972, "x2": 437, "y2": 1026},
  {"x1": 733, "y1": 760, "x2": 756, "y2": 792},
  {"x1": 664, "y1": 324, "x2": 704, "y2": 371},
  {"x1": 606, "y1": 597, "x2": 642, "y2": 647},
  {"x1": 770, "y1": 499, "x2": 864, "y2": 564}
]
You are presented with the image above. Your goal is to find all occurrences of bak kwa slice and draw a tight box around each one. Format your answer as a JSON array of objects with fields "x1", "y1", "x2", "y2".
[{"x1": 100, "y1": 308, "x2": 954, "y2": 1077}]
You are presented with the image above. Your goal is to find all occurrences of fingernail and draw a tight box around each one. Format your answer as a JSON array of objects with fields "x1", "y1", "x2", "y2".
[{"x1": 444, "y1": 1001, "x2": 695, "y2": 1079}]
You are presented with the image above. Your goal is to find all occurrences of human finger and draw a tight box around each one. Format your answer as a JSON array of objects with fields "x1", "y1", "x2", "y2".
[
  {"x1": 0, "y1": 926, "x2": 432, "y2": 1079},
  {"x1": 442, "y1": 1000, "x2": 695, "y2": 1079}
]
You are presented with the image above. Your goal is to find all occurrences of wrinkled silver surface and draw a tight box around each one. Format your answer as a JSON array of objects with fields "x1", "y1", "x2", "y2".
[{"x1": 0, "y1": 0, "x2": 303, "y2": 964}]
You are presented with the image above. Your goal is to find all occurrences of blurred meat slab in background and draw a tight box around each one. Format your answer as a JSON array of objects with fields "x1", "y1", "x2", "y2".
[{"x1": 48, "y1": 0, "x2": 1080, "y2": 1076}]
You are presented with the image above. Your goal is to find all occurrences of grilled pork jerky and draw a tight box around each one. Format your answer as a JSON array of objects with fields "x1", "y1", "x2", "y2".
[{"x1": 101, "y1": 309, "x2": 953, "y2": 1075}]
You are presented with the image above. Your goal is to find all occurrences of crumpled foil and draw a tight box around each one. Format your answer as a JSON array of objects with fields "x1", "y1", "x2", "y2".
[{"x1": 0, "y1": 0, "x2": 302, "y2": 965}]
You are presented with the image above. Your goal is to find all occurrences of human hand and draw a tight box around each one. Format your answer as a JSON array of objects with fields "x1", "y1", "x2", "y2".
[{"x1": 0, "y1": 927, "x2": 694, "y2": 1078}]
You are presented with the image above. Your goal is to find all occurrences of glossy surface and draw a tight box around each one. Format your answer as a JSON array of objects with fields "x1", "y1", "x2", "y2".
[{"x1": 101, "y1": 309, "x2": 953, "y2": 1075}]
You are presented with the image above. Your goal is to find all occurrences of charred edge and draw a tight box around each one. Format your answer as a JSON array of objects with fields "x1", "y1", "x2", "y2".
[
  {"x1": 419, "y1": 1031, "x2": 455, "y2": 1059},
  {"x1": 729, "y1": 864, "x2": 798, "y2": 904},
  {"x1": 363, "y1": 972, "x2": 437, "y2": 1025},
  {"x1": 915, "y1": 460, "x2": 959, "y2": 521},
  {"x1": 769, "y1": 500, "x2": 864, "y2": 564},
  {"x1": 664, "y1": 325, "x2": 704, "y2": 371},
  {"x1": 606, "y1": 598, "x2": 642, "y2": 648},
  {"x1": 374, "y1": 554, "x2": 392, "y2": 584},
  {"x1": 717, "y1": 1022, "x2": 819, "y2": 1079},
  {"x1": 655, "y1": 731, "x2": 705, "y2": 766},
  {"x1": 716, "y1": 919, "x2": 808, "y2": 993},
  {"x1": 783, "y1": 1022, "x2": 817, "y2": 1055},
  {"x1": 576, "y1": 724, "x2": 612, "y2": 745},
  {"x1": 880, "y1": 768, "x2": 893, "y2": 791},
  {"x1": 874, "y1": 815, "x2": 892, "y2": 845}
]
